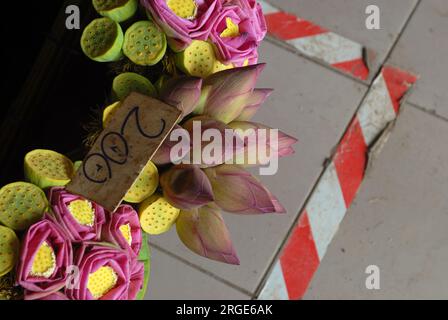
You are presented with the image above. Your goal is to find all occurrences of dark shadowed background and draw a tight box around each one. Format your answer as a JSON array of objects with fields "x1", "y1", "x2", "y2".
[{"x1": 1, "y1": 1, "x2": 109, "y2": 185}]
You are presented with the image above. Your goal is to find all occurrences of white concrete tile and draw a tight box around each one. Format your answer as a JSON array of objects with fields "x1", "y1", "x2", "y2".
[{"x1": 305, "y1": 105, "x2": 448, "y2": 299}]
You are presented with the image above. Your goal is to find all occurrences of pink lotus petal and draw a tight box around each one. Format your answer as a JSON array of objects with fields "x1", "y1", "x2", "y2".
[
  {"x1": 161, "y1": 165, "x2": 214, "y2": 210},
  {"x1": 176, "y1": 204, "x2": 240, "y2": 265},
  {"x1": 204, "y1": 165, "x2": 286, "y2": 214}
]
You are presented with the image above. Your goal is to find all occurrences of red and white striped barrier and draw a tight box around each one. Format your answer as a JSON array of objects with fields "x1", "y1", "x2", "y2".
[
  {"x1": 260, "y1": 0, "x2": 370, "y2": 81},
  {"x1": 258, "y1": 66, "x2": 418, "y2": 300}
]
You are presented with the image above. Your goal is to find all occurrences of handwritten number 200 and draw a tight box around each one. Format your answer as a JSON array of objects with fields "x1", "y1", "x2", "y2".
[{"x1": 83, "y1": 107, "x2": 166, "y2": 184}]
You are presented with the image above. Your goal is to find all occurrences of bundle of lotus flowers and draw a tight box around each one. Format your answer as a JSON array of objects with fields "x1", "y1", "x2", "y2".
[{"x1": 0, "y1": 0, "x2": 298, "y2": 300}]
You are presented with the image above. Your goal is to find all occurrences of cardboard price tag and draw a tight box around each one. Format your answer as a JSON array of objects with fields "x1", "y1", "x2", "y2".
[{"x1": 67, "y1": 93, "x2": 182, "y2": 212}]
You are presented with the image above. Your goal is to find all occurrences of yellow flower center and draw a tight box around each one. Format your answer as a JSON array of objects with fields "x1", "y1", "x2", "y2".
[
  {"x1": 30, "y1": 242, "x2": 56, "y2": 278},
  {"x1": 67, "y1": 200, "x2": 95, "y2": 227},
  {"x1": 87, "y1": 266, "x2": 118, "y2": 300},
  {"x1": 119, "y1": 223, "x2": 133, "y2": 246},
  {"x1": 220, "y1": 18, "x2": 240, "y2": 38},
  {"x1": 167, "y1": 0, "x2": 197, "y2": 19}
]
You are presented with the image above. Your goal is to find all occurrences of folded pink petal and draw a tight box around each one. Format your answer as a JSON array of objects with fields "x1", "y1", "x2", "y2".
[
  {"x1": 102, "y1": 205, "x2": 142, "y2": 259},
  {"x1": 161, "y1": 165, "x2": 214, "y2": 210},
  {"x1": 176, "y1": 204, "x2": 240, "y2": 265},
  {"x1": 204, "y1": 165, "x2": 286, "y2": 214}
]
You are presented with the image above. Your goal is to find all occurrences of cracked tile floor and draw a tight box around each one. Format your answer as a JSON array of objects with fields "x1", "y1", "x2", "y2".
[{"x1": 145, "y1": 0, "x2": 448, "y2": 300}]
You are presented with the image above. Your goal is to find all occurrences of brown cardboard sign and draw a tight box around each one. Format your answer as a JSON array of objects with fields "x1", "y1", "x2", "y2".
[{"x1": 67, "y1": 93, "x2": 182, "y2": 212}]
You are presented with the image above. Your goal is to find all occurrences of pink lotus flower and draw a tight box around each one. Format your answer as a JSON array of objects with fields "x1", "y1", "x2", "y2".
[
  {"x1": 17, "y1": 215, "x2": 73, "y2": 300},
  {"x1": 228, "y1": 0, "x2": 267, "y2": 42},
  {"x1": 36, "y1": 292, "x2": 69, "y2": 300},
  {"x1": 141, "y1": 0, "x2": 222, "y2": 51},
  {"x1": 102, "y1": 205, "x2": 143, "y2": 258},
  {"x1": 48, "y1": 187, "x2": 106, "y2": 242},
  {"x1": 176, "y1": 203, "x2": 240, "y2": 265},
  {"x1": 204, "y1": 164, "x2": 286, "y2": 214},
  {"x1": 65, "y1": 244, "x2": 140, "y2": 300},
  {"x1": 160, "y1": 165, "x2": 214, "y2": 210},
  {"x1": 208, "y1": 0, "x2": 267, "y2": 66}
]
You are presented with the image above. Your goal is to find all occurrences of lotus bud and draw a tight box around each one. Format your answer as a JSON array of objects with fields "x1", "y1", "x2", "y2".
[
  {"x1": 160, "y1": 76, "x2": 203, "y2": 119},
  {"x1": 228, "y1": 121, "x2": 298, "y2": 165},
  {"x1": 139, "y1": 194, "x2": 180, "y2": 235},
  {"x1": 176, "y1": 204, "x2": 240, "y2": 265},
  {"x1": 160, "y1": 165, "x2": 214, "y2": 210},
  {"x1": 152, "y1": 125, "x2": 190, "y2": 165},
  {"x1": 204, "y1": 165, "x2": 286, "y2": 214},
  {"x1": 182, "y1": 116, "x2": 245, "y2": 168},
  {"x1": 24, "y1": 149, "x2": 75, "y2": 189},
  {"x1": 235, "y1": 89, "x2": 274, "y2": 121},
  {"x1": 0, "y1": 182, "x2": 48, "y2": 231},
  {"x1": 200, "y1": 64, "x2": 266, "y2": 124}
]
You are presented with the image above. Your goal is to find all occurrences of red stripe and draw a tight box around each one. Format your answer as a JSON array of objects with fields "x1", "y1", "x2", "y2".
[
  {"x1": 280, "y1": 211, "x2": 320, "y2": 300},
  {"x1": 333, "y1": 117, "x2": 368, "y2": 208},
  {"x1": 265, "y1": 12, "x2": 328, "y2": 41},
  {"x1": 382, "y1": 66, "x2": 418, "y2": 114},
  {"x1": 332, "y1": 58, "x2": 369, "y2": 81}
]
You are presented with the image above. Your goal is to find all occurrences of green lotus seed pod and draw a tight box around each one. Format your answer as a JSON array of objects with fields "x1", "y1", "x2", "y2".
[
  {"x1": 93, "y1": 0, "x2": 138, "y2": 23},
  {"x1": 123, "y1": 21, "x2": 167, "y2": 66},
  {"x1": 0, "y1": 226, "x2": 20, "y2": 278},
  {"x1": 81, "y1": 17, "x2": 124, "y2": 62},
  {"x1": 103, "y1": 101, "x2": 121, "y2": 128},
  {"x1": 24, "y1": 150, "x2": 75, "y2": 189},
  {"x1": 124, "y1": 161, "x2": 159, "y2": 204},
  {"x1": 112, "y1": 72, "x2": 157, "y2": 101},
  {"x1": 74, "y1": 161, "x2": 83, "y2": 173},
  {"x1": 0, "y1": 182, "x2": 48, "y2": 231}
]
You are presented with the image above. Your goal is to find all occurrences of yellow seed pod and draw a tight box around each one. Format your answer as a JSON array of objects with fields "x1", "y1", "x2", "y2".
[
  {"x1": 139, "y1": 194, "x2": 180, "y2": 235},
  {"x1": 124, "y1": 161, "x2": 159, "y2": 204},
  {"x1": 87, "y1": 266, "x2": 118, "y2": 299},
  {"x1": 213, "y1": 60, "x2": 234, "y2": 73},
  {"x1": 0, "y1": 182, "x2": 48, "y2": 231},
  {"x1": 102, "y1": 101, "x2": 121, "y2": 128},
  {"x1": 24, "y1": 149, "x2": 74, "y2": 189},
  {"x1": 176, "y1": 40, "x2": 218, "y2": 78},
  {"x1": 0, "y1": 226, "x2": 20, "y2": 277},
  {"x1": 30, "y1": 242, "x2": 56, "y2": 278}
]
